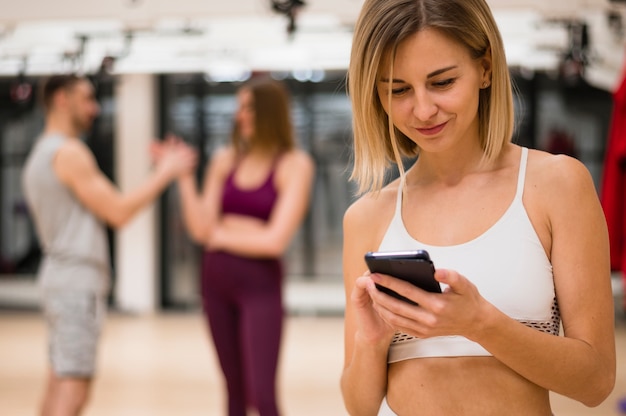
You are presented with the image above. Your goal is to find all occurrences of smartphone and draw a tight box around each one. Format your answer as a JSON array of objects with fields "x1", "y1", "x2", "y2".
[{"x1": 364, "y1": 250, "x2": 440, "y2": 305}]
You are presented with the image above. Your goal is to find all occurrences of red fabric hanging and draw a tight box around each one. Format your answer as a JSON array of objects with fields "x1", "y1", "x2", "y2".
[{"x1": 600, "y1": 71, "x2": 626, "y2": 275}]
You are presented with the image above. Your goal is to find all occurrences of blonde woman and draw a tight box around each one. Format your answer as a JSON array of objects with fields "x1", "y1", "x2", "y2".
[{"x1": 341, "y1": 0, "x2": 616, "y2": 414}]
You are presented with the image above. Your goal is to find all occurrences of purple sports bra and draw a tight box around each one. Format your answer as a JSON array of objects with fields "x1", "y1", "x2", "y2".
[{"x1": 221, "y1": 157, "x2": 280, "y2": 221}]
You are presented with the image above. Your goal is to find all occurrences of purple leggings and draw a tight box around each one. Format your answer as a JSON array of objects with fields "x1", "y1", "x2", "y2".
[{"x1": 201, "y1": 251, "x2": 284, "y2": 416}]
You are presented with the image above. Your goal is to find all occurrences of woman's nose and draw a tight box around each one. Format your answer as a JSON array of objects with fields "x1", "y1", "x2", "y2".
[{"x1": 412, "y1": 91, "x2": 437, "y2": 121}]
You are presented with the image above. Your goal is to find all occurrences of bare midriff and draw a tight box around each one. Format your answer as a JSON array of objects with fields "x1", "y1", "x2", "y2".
[{"x1": 386, "y1": 356, "x2": 553, "y2": 415}]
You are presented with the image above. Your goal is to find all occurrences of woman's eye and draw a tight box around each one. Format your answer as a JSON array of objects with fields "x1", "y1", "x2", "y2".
[
  {"x1": 391, "y1": 87, "x2": 409, "y2": 95},
  {"x1": 432, "y1": 78, "x2": 455, "y2": 88}
]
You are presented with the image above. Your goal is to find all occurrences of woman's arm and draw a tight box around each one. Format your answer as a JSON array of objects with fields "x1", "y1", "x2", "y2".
[
  {"x1": 177, "y1": 147, "x2": 232, "y2": 243},
  {"x1": 477, "y1": 153, "x2": 615, "y2": 405},
  {"x1": 340, "y1": 194, "x2": 398, "y2": 416},
  {"x1": 206, "y1": 149, "x2": 315, "y2": 257}
]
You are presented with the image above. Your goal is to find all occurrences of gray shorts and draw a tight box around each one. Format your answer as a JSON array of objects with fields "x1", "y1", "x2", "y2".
[{"x1": 42, "y1": 289, "x2": 106, "y2": 378}]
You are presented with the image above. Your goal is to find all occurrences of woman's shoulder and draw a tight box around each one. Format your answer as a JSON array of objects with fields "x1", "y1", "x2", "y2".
[
  {"x1": 526, "y1": 147, "x2": 594, "y2": 190},
  {"x1": 276, "y1": 148, "x2": 315, "y2": 176},
  {"x1": 212, "y1": 145, "x2": 236, "y2": 159},
  {"x1": 207, "y1": 146, "x2": 238, "y2": 177},
  {"x1": 280, "y1": 147, "x2": 314, "y2": 166},
  {"x1": 344, "y1": 179, "x2": 400, "y2": 234},
  {"x1": 524, "y1": 147, "x2": 597, "y2": 211}
]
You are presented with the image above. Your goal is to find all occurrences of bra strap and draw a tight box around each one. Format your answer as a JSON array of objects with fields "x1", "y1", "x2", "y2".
[
  {"x1": 515, "y1": 147, "x2": 529, "y2": 200},
  {"x1": 396, "y1": 176, "x2": 405, "y2": 217}
]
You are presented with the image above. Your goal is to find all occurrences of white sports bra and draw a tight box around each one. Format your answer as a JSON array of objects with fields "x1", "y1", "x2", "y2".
[{"x1": 378, "y1": 147, "x2": 560, "y2": 363}]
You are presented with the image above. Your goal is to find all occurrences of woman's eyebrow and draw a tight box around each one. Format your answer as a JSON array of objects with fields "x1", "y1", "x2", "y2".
[
  {"x1": 378, "y1": 65, "x2": 458, "y2": 83},
  {"x1": 427, "y1": 65, "x2": 458, "y2": 78}
]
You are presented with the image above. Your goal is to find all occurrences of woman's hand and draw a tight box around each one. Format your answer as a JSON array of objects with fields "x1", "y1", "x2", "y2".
[
  {"x1": 350, "y1": 273, "x2": 397, "y2": 346},
  {"x1": 366, "y1": 269, "x2": 491, "y2": 341}
]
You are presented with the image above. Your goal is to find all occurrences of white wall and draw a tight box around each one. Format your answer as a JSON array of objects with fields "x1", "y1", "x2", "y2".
[{"x1": 113, "y1": 73, "x2": 159, "y2": 313}]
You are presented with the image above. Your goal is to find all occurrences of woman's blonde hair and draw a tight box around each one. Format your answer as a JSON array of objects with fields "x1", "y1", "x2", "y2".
[
  {"x1": 348, "y1": 0, "x2": 515, "y2": 194},
  {"x1": 232, "y1": 77, "x2": 295, "y2": 154}
]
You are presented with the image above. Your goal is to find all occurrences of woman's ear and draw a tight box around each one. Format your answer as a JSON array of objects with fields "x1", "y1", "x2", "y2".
[{"x1": 480, "y1": 47, "x2": 493, "y2": 86}]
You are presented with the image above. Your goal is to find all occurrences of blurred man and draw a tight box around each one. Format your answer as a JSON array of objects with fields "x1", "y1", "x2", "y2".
[{"x1": 22, "y1": 74, "x2": 196, "y2": 416}]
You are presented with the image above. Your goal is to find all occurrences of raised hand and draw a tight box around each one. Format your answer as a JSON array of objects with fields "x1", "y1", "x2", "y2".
[
  {"x1": 154, "y1": 137, "x2": 198, "y2": 179},
  {"x1": 149, "y1": 133, "x2": 183, "y2": 165}
]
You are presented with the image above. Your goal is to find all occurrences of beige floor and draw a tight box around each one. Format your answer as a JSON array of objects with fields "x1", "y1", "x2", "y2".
[{"x1": 2, "y1": 311, "x2": 626, "y2": 416}]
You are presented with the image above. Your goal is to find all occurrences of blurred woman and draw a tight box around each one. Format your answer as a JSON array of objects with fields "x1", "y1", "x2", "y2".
[{"x1": 177, "y1": 77, "x2": 315, "y2": 416}]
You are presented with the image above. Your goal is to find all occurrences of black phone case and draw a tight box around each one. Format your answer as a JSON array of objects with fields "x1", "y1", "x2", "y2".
[{"x1": 365, "y1": 250, "x2": 440, "y2": 305}]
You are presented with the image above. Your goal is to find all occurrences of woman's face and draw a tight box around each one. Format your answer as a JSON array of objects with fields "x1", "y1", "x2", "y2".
[
  {"x1": 236, "y1": 88, "x2": 255, "y2": 141},
  {"x1": 376, "y1": 28, "x2": 491, "y2": 154}
]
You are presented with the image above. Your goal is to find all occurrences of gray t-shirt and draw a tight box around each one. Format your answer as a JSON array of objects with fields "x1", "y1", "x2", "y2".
[{"x1": 22, "y1": 133, "x2": 110, "y2": 293}]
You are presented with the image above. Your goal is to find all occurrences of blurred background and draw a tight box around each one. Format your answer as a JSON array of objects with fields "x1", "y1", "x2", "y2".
[
  {"x1": 1, "y1": 0, "x2": 626, "y2": 414},
  {"x1": 0, "y1": 0, "x2": 623, "y2": 313}
]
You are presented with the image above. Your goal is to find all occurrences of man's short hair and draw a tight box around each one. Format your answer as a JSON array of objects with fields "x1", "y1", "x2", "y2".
[{"x1": 41, "y1": 74, "x2": 85, "y2": 111}]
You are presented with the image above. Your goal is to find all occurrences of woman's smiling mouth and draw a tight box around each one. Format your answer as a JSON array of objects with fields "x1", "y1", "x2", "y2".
[{"x1": 416, "y1": 122, "x2": 447, "y2": 136}]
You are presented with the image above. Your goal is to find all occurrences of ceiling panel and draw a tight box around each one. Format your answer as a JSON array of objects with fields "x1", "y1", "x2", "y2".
[
  {"x1": 0, "y1": 0, "x2": 614, "y2": 23},
  {"x1": 0, "y1": 0, "x2": 623, "y2": 90}
]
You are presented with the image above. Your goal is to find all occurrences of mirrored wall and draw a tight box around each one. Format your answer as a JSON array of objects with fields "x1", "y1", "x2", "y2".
[{"x1": 157, "y1": 72, "x2": 357, "y2": 308}]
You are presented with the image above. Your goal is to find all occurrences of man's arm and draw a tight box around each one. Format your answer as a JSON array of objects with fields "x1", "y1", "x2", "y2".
[{"x1": 54, "y1": 139, "x2": 195, "y2": 229}]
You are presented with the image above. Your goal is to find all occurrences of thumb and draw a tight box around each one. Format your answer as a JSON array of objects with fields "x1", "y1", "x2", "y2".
[
  {"x1": 434, "y1": 269, "x2": 460, "y2": 294},
  {"x1": 352, "y1": 275, "x2": 375, "y2": 304}
]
